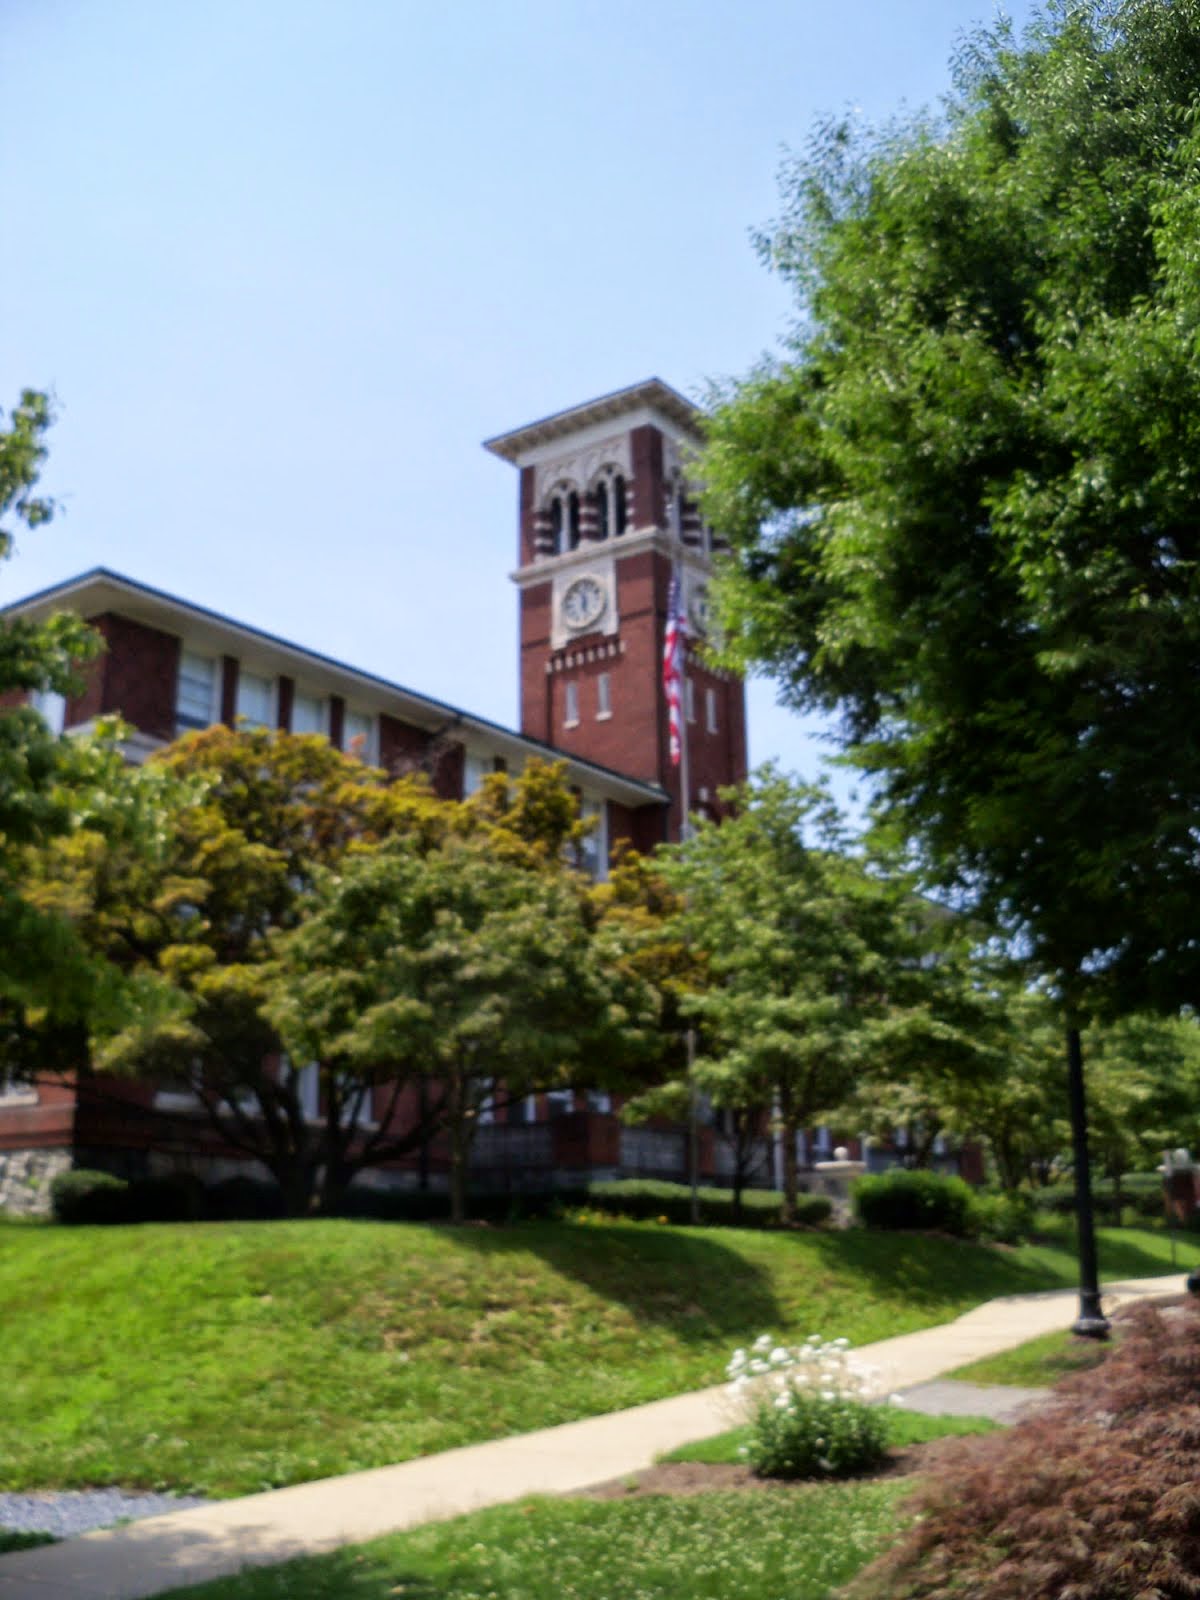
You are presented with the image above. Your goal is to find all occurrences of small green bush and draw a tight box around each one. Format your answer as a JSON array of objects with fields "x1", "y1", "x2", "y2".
[
  {"x1": 853, "y1": 1169, "x2": 978, "y2": 1237},
  {"x1": 50, "y1": 1168, "x2": 130, "y2": 1225},
  {"x1": 971, "y1": 1189, "x2": 1037, "y2": 1244},
  {"x1": 730, "y1": 1336, "x2": 891, "y2": 1479}
]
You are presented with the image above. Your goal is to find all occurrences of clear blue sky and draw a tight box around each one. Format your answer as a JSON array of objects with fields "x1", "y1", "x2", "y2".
[{"x1": 2, "y1": 0, "x2": 1039, "y2": 803}]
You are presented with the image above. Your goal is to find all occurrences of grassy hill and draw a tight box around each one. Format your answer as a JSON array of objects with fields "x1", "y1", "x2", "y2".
[{"x1": 0, "y1": 1215, "x2": 1181, "y2": 1496}]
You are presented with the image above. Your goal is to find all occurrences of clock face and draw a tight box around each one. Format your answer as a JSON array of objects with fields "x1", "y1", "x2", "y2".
[
  {"x1": 688, "y1": 584, "x2": 711, "y2": 635},
  {"x1": 561, "y1": 575, "x2": 607, "y2": 632}
]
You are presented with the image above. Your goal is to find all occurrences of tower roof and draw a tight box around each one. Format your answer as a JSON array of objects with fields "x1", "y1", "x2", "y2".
[{"x1": 483, "y1": 378, "x2": 702, "y2": 464}]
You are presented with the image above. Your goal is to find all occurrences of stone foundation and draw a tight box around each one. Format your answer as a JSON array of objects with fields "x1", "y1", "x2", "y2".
[{"x1": 0, "y1": 1148, "x2": 72, "y2": 1216}]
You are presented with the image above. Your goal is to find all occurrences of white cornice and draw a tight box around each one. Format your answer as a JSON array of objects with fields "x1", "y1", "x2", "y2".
[{"x1": 509, "y1": 527, "x2": 712, "y2": 590}]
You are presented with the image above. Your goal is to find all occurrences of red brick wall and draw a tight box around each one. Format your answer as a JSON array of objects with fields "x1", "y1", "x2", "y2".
[
  {"x1": 630, "y1": 425, "x2": 665, "y2": 531},
  {"x1": 518, "y1": 465, "x2": 537, "y2": 567},
  {"x1": 63, "y1": 613, "x2": 181, "y2": 740},
  {"x1": 519, "y1": 581, "x2": 553, "y2": 742}
]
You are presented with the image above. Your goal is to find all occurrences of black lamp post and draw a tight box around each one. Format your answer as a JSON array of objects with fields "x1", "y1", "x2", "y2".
[{"x1": 1066, "y1": 1025, "x2": 1110, "y2": 1339}]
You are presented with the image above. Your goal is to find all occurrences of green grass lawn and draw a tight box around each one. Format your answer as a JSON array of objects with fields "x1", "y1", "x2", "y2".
[
  {"x1": 156, "y1": 1485, "x2": 913, "y2": 1600},
  {"x1": 659, "y1": 1405, "x2": 999, "y2": 1465},
  {"x1": 0, "y1": 1214, "x2": 1181, "y2": 1498},
  {"x1": 947, "y1": 1324, "x2": 1112, "y2": 1388}
]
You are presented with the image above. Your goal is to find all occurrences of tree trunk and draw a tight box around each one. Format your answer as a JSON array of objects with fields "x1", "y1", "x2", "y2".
[
  {"x1": 780, "y1": 1106, "x2": 799, "y2": 1224},
  {"x1": 448, "y1": 1069, "x2": 471, "y2": 1225},
  {"x1": 449, "y1": 1130, "x2": 469, "y2": 1226}
]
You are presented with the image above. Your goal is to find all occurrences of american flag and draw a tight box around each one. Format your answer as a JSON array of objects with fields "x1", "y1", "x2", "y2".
[{"x1": 662, "y1": 568, "x2": 687, "y2": 766}]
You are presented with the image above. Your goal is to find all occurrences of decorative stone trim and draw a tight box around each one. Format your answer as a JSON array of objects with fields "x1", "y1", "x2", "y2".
[{"x1": 0, "y1": 1148, "x2": 71, "y2": 1216}]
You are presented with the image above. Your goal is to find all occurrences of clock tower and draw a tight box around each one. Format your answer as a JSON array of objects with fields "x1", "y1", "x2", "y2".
[{"x1": 484, "y1": 379, "x2": 748, "y2": 844}]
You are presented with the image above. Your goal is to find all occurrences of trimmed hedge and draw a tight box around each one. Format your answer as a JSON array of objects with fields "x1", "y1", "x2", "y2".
[
  {"x1": 50, "y1": 1169, "x2": 130, "y2": 1225},
  {"x1": 1036, "y1": 1172, "x2": 1171, "y2": 1225},
  {"x1": 853, "y1": 1169, "x2": 978, "y2": 1237},
  {"x1": 585, "y1": 1179, "x2": 832, "y2": 1229}
]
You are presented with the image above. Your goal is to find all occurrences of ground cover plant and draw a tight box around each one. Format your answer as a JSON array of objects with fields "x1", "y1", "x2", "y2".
[
  {"x1": 144, "y1": 1484, "x2": 913, "y2": 1600},
  {"x1": 0, "y1": 1214, "x2": 1176, "y2": 1497},
  {"x1": 660, "y1": 1406, "x2": 999, "y2": 1465},
  {"x1": 848, "y1": 1299, "x2": 1200, "y2": 1599}
]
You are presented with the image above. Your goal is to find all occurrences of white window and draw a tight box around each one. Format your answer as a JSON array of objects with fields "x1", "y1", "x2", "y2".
[
  {"x1": 587, "y1": 1090, "x2": 612, "y2": 1114},
  {"x1": 0, "y1": 1070, "x2": 37, "y2": 1107},
  {"x1": 546, "y1": 1088, "x2": 575, "y2": 1118},
  {"x1": 463, "y1": 752, "x2": 488, "y2": 797},
  {"x1": 564, "y1": 681, "x2": 579, "y2": 727},
  {"x1": 596, "y1": 673, "x2": 611, "y2": 719},
  {"x1": 176, "y1": 652, "x2": 217, "y2": 734},
  {"x1": 685, "y1": 677, "x2": 696, "y2": 723},
  {"x1": 705, "y1": 686, "x2": 718, "y2": 734},
  {"x1": 291, "y1": 690, "x2": 326, "y2": 735},
  {"x1": 31, "y1": 688, "x2": 66, "y2": 735},
  {"x1": 579, "y1": 797, "x2": 608, "y2": 881},
  {"x1": 236, "y1": 671, "x2": 274, "y2": 729},
  {"x1": 343, "y1": 709, "x2": 375, "y2": 761}
]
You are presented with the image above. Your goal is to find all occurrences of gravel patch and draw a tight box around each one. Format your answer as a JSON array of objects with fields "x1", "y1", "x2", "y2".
[{"x1": 0, "y1": 1490, "x2": 208, "y2": 1540}]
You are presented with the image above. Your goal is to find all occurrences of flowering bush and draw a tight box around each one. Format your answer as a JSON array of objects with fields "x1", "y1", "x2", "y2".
[{"x1": 727, "y1": 1333, "x2": 893, "y2": 1479}]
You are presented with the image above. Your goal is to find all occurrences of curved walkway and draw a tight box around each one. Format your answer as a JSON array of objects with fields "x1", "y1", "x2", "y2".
[{"x1": 0, "y1": 1272, "x2": 1183, "y2": 1600}]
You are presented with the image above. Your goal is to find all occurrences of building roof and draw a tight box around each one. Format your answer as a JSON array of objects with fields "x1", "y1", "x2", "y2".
[
  {"x1": 482, "y1": 378, "x2": 703, "y2": 464},
  {"x1": 4, "y1": 567, "x2": 669, "y2": 809}
]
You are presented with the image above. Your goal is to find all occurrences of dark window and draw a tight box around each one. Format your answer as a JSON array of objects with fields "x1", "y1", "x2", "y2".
[
  {"x1": 568, "y1": 491, "x2": 581, "y2": 551},
  {"x1": 614, "y1": 475, "x2": 628, "y2": 535}
]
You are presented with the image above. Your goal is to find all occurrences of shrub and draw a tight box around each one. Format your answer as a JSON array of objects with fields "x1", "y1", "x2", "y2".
[
  {"x1": 852, "y1": 1169, "x2": 978, "y2": 1236},
  {"x1": 50, "y1": 1169, "x2": 130, "y2": 1225},
  {"x1": 971, "y1": 1189, "x2": 1036, "y2": 1244},
  {"x1": 126, "y1": 1173, "x2": 207, "y2": 1223},
  {"x1": 728, "y1": 1334, "x2": 892, "y2": 1479},
  {"x1": 848, "y1": 1300, "x2": 1200, "y2": 1600},
  {"x1": 204, "y1": 1176, "x2": 288, "y2": 1220},
  {"x1": 587, "y1": 1180, "x2": 832, "y2": 1229}
]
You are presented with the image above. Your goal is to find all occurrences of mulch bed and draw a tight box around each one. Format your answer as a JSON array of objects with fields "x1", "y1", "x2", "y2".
[{"x1": 580, "y1": 1438, "x2": 970, "y2": 1500}]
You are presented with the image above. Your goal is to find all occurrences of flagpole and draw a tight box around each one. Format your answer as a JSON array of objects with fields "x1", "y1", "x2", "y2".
[{"x1": 672, "y1": 566, "x2": 701, "y2": 1222}]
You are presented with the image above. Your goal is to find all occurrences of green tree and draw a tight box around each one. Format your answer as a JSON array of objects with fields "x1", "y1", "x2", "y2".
[
  {"x1": 37, "y1": 725, "x2": 448, "y2": 1214},
  {"x1": 0, "y1": 390, "x2": 103, "y2": 1019},
  {"x1": 1083, "y1": 1013, "x2": 1200, "y2": 1207},
  {"x1": 662, "y1": 768, "x2": 905, "y2": 1222},
  {"x1": 703, "y1": 2, "x2": 1200, "y2": 1000},
  {"x1": 702, "y1": 2, "x2": 1200, "y2": 1317},
  {"x1": 269, "y1": 795, "x2": 660, "y2": 1223}
]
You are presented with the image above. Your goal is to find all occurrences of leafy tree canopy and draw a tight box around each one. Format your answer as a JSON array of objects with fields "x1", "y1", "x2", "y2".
[{"x1": 702, "y1": 0, "x2": 1200, "y2": 1002}]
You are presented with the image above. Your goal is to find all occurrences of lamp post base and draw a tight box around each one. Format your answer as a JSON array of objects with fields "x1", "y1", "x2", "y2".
[{"x1": 1072, "y1": 1294, "x2": 1111, "y2": 1340}]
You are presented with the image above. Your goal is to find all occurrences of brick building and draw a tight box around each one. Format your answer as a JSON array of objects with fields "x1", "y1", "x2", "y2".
[{"x1": 0, "y1": 379, "x2": 764, "y2": 1210}]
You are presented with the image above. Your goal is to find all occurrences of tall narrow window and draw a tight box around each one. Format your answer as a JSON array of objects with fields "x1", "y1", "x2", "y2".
[
  {"x1": 579, "y1": 797, "x2": 608, "y2": 881},
  {"x1": 291, "y1": 691, "x2": 326, "y2": 735},
  {"x1": 567, "y1": 491, "x2": 581, "y2": 551},
  {"x1": 685, "y1": 677, "x2": 696, "y2": 723},
  {"x1": 595, "y1": 481, "x2": 610, "y2": 541},
  {"x1": 236, "y1": 671, "x2": 273, "y2": 729},
  {"x1": 705, "y1": 686, "x2": 717, "y2": 733},
  {"x1": 596, "y1": 672, "x2": 611, "y2": 719},
  {"x1": 176, "y1": 652, "x2": 216, "y2": 734},
  {"x1": 463, "y1": 752, "x2": 488, "y2": 796},
  {"x1": 564, "y1": 681, "x2": 579, "y2": 727},
  {"x1": 31, "y1": 688, "x2": 66, "y2": 735},
  {"x1": 550, "y1": 497, "x2": 564, "y2": 555},
  {"x1": 613, "y1": 475, "x2": 628, "y2": 535},
  {"x1": 344, "y1": 709, "x2": 375, "y2": 761}
]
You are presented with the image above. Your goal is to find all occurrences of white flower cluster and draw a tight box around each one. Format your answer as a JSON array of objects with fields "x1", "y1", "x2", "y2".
[{"x1": 726, "y1": 1332, "x2": 901, "y2": 1415}]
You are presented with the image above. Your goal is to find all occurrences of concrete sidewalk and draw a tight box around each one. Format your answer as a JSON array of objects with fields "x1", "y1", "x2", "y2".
[{"x1": 0, "y1": 1272, "x2": 1183, "y2": 1600}]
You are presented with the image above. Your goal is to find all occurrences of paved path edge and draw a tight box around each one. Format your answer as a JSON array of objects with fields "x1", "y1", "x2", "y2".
[{"x1": 0, "y1": 1272, "x2": 1184, "y2": 1600}]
